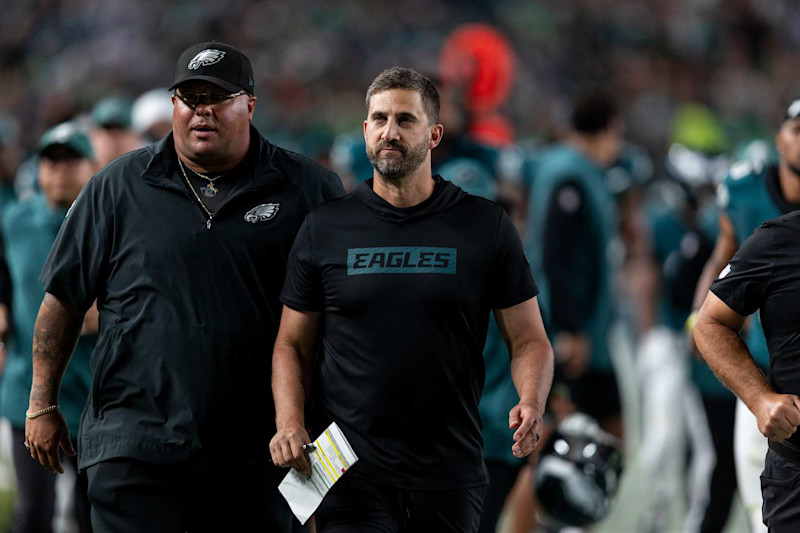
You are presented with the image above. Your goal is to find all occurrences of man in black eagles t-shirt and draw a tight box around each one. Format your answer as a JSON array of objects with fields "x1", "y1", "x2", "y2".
[
  {"x1": 695, "y1": 211, "x2": 800, "y2": 531},
  {"x1": 269, "y1": 67, "x2": 554, "y2": 531}
]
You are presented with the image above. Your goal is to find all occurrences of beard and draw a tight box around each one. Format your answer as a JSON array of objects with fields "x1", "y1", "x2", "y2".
[{"x1": 366, "y1": 136, "x2": 429, "y2": 181}]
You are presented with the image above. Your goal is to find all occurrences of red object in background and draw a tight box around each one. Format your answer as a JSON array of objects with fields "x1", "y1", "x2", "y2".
[
  {"x1": 469, "y1": 113, "x2": 516, "y2": 147},
  {"x1": 440, "y1": 24, "x2": 516, "y2": 116}
]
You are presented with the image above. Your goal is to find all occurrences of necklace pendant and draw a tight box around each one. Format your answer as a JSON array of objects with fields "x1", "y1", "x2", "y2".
[{"x1": 201, "y1": 183, "x2": 218, "y2": 198}]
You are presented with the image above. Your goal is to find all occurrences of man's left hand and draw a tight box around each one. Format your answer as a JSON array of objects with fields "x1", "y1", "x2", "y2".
[{"x1": 509, "y1": 403, "x2": 544, "y2": 458}]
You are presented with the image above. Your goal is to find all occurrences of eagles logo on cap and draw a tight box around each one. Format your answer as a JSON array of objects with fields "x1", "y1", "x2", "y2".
[
  {"x1": 170, "y1": 41, "x2": 255, "y2": 95},
  {"x1": 188, "y1": 49, "x2": 226, "y2": 70}
]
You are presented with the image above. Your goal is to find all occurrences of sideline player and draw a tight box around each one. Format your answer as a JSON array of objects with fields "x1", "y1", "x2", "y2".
[
  {"x1": 89, "y1": 96, "x2": 141, "y2": 170},
  {"x1": 524, "y1": 89, "x2": 624, "y2": 437},
  {"x1": 1, "y1": 123, "x2": 96, "y2": 533},
  {"x1": 270, "y1": 67, "x2": 553, "y2": 531}
]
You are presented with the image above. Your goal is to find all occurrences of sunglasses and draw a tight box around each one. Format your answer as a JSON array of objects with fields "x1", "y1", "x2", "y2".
[{"x1": 175, "y1": 90, "x2": 247, "y2": 109}]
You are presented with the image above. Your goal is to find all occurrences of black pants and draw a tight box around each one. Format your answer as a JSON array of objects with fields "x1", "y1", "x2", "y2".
[
  {"x1": 316, "y1": 466, "x2": 486, "y2": 532},
  {"x1": 700, "y1": 395, "x2": 737, "y2": 533},
  {"x1": 761, "y1": 449, "x2": 800, "y2": 531},
  {"x1": 10, "y1": 427, "x2": 92, "y2": 533},
  {"x1": 476, "y1": 461, "x2": 522, "y2": 533},
  {"x1": 86, "y1": 457, "x2": 292, "y2": 533}
]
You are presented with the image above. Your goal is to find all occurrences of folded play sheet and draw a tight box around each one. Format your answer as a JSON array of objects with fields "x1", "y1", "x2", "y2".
[{"x1": 278, "y1": 422, "x2": 359, "y2": 524}]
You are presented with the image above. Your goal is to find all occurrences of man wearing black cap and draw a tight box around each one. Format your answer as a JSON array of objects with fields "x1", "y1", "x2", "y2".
[
  {"x1": 24, "y1": 41, "x2": 344, "y2": 532},
  {"x1": 689, "y1": 98, "x2": 800, "y2": 531},
  {"x1": 0, "y1": 121, "x2": 96, "y2": 533}
]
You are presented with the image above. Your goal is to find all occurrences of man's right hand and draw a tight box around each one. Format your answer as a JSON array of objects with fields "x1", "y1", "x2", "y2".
[
  {"x1": 24, "y1": 409, "x2": 74, "y2": 474},
  {"x1": 270, "y1": 422, "x2": 312, "y2": 476},
  {"x1": 753, "y1": 393, "x2": 800, "y2": 442}
]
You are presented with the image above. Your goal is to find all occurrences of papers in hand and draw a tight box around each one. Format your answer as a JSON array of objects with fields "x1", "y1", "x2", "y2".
[{"x1": 278, "y1": 422, "x2": 358, "y2": 525}]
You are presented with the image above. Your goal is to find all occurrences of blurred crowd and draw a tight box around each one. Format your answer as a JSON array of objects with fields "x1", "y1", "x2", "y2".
[
  {"x1": 1, "y1": 0, "x2": 799, "y2": 532},
  {"x1": 1, "y1": 0, "x2": 800, "y2": 159}
]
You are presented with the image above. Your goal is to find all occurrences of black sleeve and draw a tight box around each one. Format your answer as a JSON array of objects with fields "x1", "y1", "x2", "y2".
[
  {"x1": 39, "y1": 178, "x2": 109, "y2": 311},
  {"x1": 542, "y1": 180, "x2": 600, "y2": 332},
  {"x1": 710, "y1": 223, "x2": 774, "y2": 317},
  {"x1": 489, "y1": 209, "x2": 538, "y2": 309},
  {"x1": 280, "y1": 214, "x2": 324, "y2": 311}
]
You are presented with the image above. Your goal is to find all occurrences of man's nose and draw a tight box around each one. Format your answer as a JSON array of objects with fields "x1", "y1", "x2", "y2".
[
  {"x1": 194, "y1": 103, "x2": 213, "y2": 116},
  {"x1": 381, "y1": 118, "x2": 400, "y2": 141}
]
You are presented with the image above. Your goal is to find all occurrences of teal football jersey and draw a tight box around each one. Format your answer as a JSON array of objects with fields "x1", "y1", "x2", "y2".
[
  {"x1": 525, "y1": 144, "x2": 616, "y2": 371},
  {"x1": 717, "y1": 161, "x2": 789, "y2": 369}
]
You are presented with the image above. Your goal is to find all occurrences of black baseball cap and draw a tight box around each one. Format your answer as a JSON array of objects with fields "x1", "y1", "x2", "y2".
[{"x1": 169, "y1": 41, "x2": 254, "y2": 94}]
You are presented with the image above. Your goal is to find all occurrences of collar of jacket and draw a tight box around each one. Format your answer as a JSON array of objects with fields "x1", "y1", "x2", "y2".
[{"x1": 139, "y1": 125, "x2": 283, "y2": 190}]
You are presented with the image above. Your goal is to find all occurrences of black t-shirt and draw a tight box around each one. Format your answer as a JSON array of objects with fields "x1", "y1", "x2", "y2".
[
  {"x1": 710, "y1": 210, "x2": 800, "y2": 451},
  {"x1": 280, "y1": 176, "x2": 538, "y2": 489}
]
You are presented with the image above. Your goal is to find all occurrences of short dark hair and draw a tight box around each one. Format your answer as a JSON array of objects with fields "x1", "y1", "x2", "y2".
[
  {"x1": 571, "y1": 88, "x2": 618, "y2": 134},
  {"x1": 366, "y1": 67, "x2": 440, "y2": 124}
]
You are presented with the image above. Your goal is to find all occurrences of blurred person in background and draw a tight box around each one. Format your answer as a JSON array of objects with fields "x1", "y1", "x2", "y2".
[
  {"x1": 0, "y1": 113, "x2": 23, "y2": 211},
  {"x1": 89, "y1": 96, "x2": 141, "y2": 170},
  {"x1": 635, "y1": 133, "x2": 738, "y2": 532},
  {"x1": 524, "y1": 87, "x2": 625, "y2": 437},
  {"x1": 0, "y1": 122, "x2": 96, "y2": 533},
  {"x1": 132, "y1": 88, "x2": 175, "y2": 144},
  {"x1": 0, "y1": 113, "x2": 23, "y2": 372},
  {"x1": 24, "y1": 41, "x2": 344, "y2": 533},
  {"x1": 438, "y1": 23, "x2": 516, "y2": 149},
  {"x1": 502, "y1": 88, "x2": 623, "y2": 533},
  {"x1": 436, "y1": 23, "x2": 530, "y2": 228},
  {"x1": 688, "y1": 98, "x2": 800, "y2": 533}
]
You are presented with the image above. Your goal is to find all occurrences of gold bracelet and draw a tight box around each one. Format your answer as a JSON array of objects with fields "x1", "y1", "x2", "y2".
[
  {"x1": 685, "y1": 311, "x2": 699, "y2": 333},
  {"x1": 25, "y1": 405, "x2": 59, "y2": 419}
]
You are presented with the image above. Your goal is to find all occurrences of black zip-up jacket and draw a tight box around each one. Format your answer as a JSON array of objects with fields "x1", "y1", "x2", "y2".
[{"x1": 41, "y1": 127, "x2": 345, "y2": 469}]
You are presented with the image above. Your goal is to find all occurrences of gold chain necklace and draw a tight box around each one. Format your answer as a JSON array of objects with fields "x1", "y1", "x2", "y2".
[
  {"x1": 178, "y1": 157, "x2": 213, "y2": 223},
  {"x1": 177, "y1": 157, "x2": 229, "y2": 198}
]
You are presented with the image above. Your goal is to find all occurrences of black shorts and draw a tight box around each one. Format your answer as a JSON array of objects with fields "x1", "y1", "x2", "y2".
[
  {"x1": 316, "y1": 465, "x2": 486, "y2": 533},
  {"x1": 761, "y1": 448, "x2": 800, "y2": 531},
  {"x1": 551, "y1": 366, "x2": 621, "y2": 421}
]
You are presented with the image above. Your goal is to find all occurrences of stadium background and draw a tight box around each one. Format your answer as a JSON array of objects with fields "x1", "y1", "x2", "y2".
[
  {"x1": 3, "y1": 0, "x2": 798, "y2": 160},
  {"x1": 1, "y1": 0, "x2": 798, "y2": 531}
]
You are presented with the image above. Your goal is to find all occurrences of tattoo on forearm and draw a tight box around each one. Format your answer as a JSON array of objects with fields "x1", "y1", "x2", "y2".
[{"x1": 30, "y1": 295, "x2": 85, "y2": 407}]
